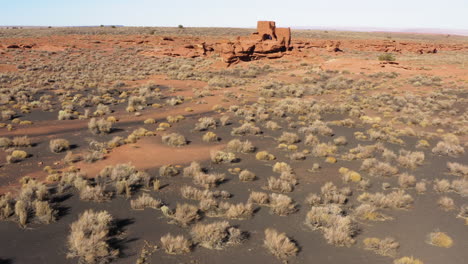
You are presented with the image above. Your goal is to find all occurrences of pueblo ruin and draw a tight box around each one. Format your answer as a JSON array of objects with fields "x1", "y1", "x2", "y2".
[{"x1": 216, "y1": 21, "x2": 292, "y2": 64}]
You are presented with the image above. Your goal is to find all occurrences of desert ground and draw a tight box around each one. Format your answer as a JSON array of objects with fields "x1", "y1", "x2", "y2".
[{"x1": 0, "y1": 26, "x2": 467, "y2": 264}]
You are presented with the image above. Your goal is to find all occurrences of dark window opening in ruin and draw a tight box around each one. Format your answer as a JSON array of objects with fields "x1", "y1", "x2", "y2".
[{"x1": 262, "y1": 34, "x2": 273, "y2": 40}]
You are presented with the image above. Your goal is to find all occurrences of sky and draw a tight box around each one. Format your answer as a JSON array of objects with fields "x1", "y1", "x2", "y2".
[{"x1": 1, "y1": 0, "x2": 467, "y2": 30}]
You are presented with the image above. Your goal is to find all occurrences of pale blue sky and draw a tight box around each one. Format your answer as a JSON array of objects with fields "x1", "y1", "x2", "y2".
[{"x1": 1, "y1": 0, "x2": 467, "y2": 29}]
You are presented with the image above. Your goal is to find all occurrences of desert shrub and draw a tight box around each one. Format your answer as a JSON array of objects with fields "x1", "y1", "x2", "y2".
[
  {"x1": 447, "y1": 162, "x2": 468, "y2": 177},
  {"x1": 84, "y1": 150, "x2": 104, "y2": 163},
  {"x1": 398, "y1": 173, "x2": 416, "y2": 188},
  {"x1": 437, "y1": 196, "x2": 455, "y2": 211},
  {"x1": 353, "y1": 203, "x2": 390, "y2": 221},
  {"x1": 180, "y1": 186, "x2": 228, "y2": 200},
  {"x1": 360, "y1": 158, "x2": 398, "y2": 177},
  {"x1": 312, "y1": 142, "x2": 337, "y2": 157},
  {"x1": 273, "y1": 162, "x2": 293, "y2": 174},
  {"x1": 239, "y1": 170, "x2": 256, "y2": 181},
  {"x1": 363, "y1": 237, "x2": 399, "y2": 257},
  {"x1": 358, "y1": 190, "x2": 413, "y2": 209},
  {"x1": 226, "y1": 139, "x2": 255, "y2": 153},
  {"x1": 231, "y1": 123, "x2": 261, "y2": 136},
  {"x1": 160, "y1": 234, "x2": 191, "y2": 254},
  {"x1": 159, "y1": 165, "x2": 179, "y2": 177},
  {"x1": 14, "y1": 200, "x2": 28, "y2": 227},
  {"x1": 162, "y1": 133, "x2": 187, "y2": 147},
  {"x1": 130, "y1": 193, "x2": 162, "y2": 210},
  {"x1": 248, "y1": 191, "x2": 269, "y2": 205},
  {"x1": 202, "y1": 131, "x2": 219, "y2": 142},
  {"x1": 0, "y1": 137, "x2": 12, "y2": 148},
  {"x1": 305, "y1": 204, "x2": 356, "y2": 246},
  {"x1": 0, "y1": 194, "x2": 14, "y2": 220},
  {"x1": 269, "y1": 193, "x2": 297, "y2": 216},
  {"x1": 183, "y1": 162, "x2": 203, "y2": 178},
  {"x1": 333, "y1": 136, "x2": 347, "y2": 146},
  {"x1": 433, "y1": 179, "x2": 451, "y2": 193},
  {"x1": 397, "y1": 150, "x2": 424, "y2": 169},
  {"x1": 306, "y1": 182, "x2": 350, "y2": 206},
  {"x1": 415, "y1": 182, "x2": 427, "y2": 193},
  {"x1": 339, "y1": 167, "x2": 362, "y2": 182},
  {"x1": 304, "y1": 134, "x2": 319, "y2": 146},
  {"x1": 193, "y1": 172, "x2": 225, "y2": 188},
  {"x1": 88, "y1": 118, "x2": 112, "y2": 134},
  {"x1": 190, "y1": 221, "x2": 243, "y2": 249},
  {"x1": 49, "y1": 138, "x2": 70, "y2": 153},
  {"x1": 79, "y1": 185, "x2": 111, "y2": 202},
  {"x1": 451, "y1": 179, "x2": 468, "y2": 196},
  {"x1": 378, "y1": 53, "x2": 396, "y2": 61},
  {"x1": 210, "y1": 150, "x2": 236, "y2": 163},
  {"x1": 12, "y1": 136, "x2": 31, "y2": 147},
  {"x1": 6, "y1": 150, "x2": 28, "y2": 163},
  {"x1": 194, "y1": 117, "x2": 217, "y2": 131},
  {"x1": 267, "y1": 177, "x2": 294, "y2": 193},
  {"x1": 34, "y1": 200, "x2": 56, "y2": 224},
  {"x1": 278, "y1": 132, "x2": 300, "y2": 144},
  {"x1": 67, "y1": 210, "x2": 118, "y2": 264},
  {"x1": 264, "y1": 228, "x2": 298, "y2": 262},
  {"x1": 256, "y1": 151, "x2": 275, "y2": 161},
  {"x1": 168, "y1": 203, "x2": 200, "y2": 227},
  {"x1": 290, "y1": 152, "x2": 306, "y2": 160},
  {"x1": 265, "y1": 121, "x2": 281, "y2": 130},
  {"x1": 394, "y1": 256, "x2": 424, "y2": 264},
  {"x1": 225, "y1": 203, "x2": 254, "y2": 219},
  {"x1": 426, "y1": 231, "x2": 453, "y2": 248},
  {"x1": 432, "y1": 134, "x2": 465, "y2": 157}
]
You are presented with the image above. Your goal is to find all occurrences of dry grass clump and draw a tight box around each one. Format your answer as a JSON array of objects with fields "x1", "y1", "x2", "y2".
[
  {"x1": 0, "y1": 137, "x2": 12, "y2": 148},
  {"x1": 162, "y1": 133, "x2": 187, "y2": 147},
  {"x1": 398, "y1": 173, "x2": 416, "y2": 188},
  {"x1": 447, "y1": 162, "x2": 468, "y2": 177},
  {"x1": 202, "y1": 131, "x2": 219, "y2": 142},
  {"x1": 166, "y1": 203, "x2": 200, "y2": 227},
  {"x1": 267, "y1": 177, "x2": 294, "y2": 193},
  {"x1": 130, "y1": 193, "x2": 162, "y2": 210},
  {"x1": 181, "y1": 186, "x2": 214, "y2": 200},
  {"x1": 304, "y1": 134, "x2": 319, "y2": 146},
  {"x1": 394, "y1": 256, "x2": 424, "y2": 264},
  {"x1": 79, "y1": 185, "x2": 111, "y2": 202},
  {"x1": 12, "y1": 136, "x2": 32, "y2": 147},
  {"x1": 264, "y1": 228, "x2": 298, "y2": 262},
  {"x1": 225, "y1": 203, "x2": 254, "y2": 219},
  {"x1": 333, "y1": 136, "x2": 347, "y2": 146},
  {"x1": 339, "y1": 167, "x2": 362, "y2": 182},
  {"x1": 265, "y1": 121, "x2": 281, "y2": 130},
  {"x1": 273, "y1": 162, "x2": 294, "y2": 174},
  {"x1": 396, "y1": 150, "x2": 424, "y2": 169},
  {"x1": 231, "y1": 123, "x2": 261, "y2": 136},
  {"x1": 225, "y1": 139, "x2": 255, "y2": 153},
  {"x1": 88, "y1": 118, "x2": 112, "y2": 134},
  {"x1": 433, "y1": 179, "x2": 451, "y2": 193},
  {"x1": 360, "y1": 158, "x2": 398, "y2": 177},
  {"x1": 301, "y1": 120, "x2": 333, "y2": 136},
  {"x1": 210, "y1": 150, "x2": 236, "y2": 163},
  {"x1": 358, "y1": 190, "x2": 413, "y2": 209},
  {"x1": 452, "y1": 179, "x2": 468, "y2": 196},
  {"x1": 305, "y1": 182, "x2": 351, "y2": 206},
  {"x1": 432, "y1": 134, "x2": 465, "y2": 157},
  {"x1": 305, "y1": 204, "x2": 356, "y2": 246},
  {"x1": 190, "y1": 221, "x2": 243, "y2": 249},
  {"x1": 239, "y1": 170, "x2": 256, "y2": 181},
  {"x1": 159, "y1": 165, "x2": 179, "y2": 177},
  {"x1": 363, "y1": 237, "x2": 399, "y2": 257},
  {"x1": 194, "y1": 117, "x2": 217, "y2": 131},
  {"x1": 437, "y1": 196, "x2": 455, "y2": 211},
  {"x1": 6, "y1": 150, "x2": 28, "y2": 163},
  {"x1": 426, "y1": 231, "x2": 453, "y2": 248},
  {"x1": 277, "y1": 132, "x2": 300, "y2": 144},
  {"x1": 0, "y1": 194, "x2": 14, "y2": 220},
  {"x1": 160, "y1": 234, "x2": 192, "y2": 254},
  {"x1": 353, "y1": 203, "x2": 390, "y2": 221},
  {"x1": 269, "y1": 193, "x2": 297, "y2": 216},
  {"x1": 248, "y1": 191, "x2": 269, "y2": 205},
  {"x1": 33, "y1": 200, "x2": 56, "y2": 224},
  {"x1": 183, "y1": 162, "x2": 203, "y2": 178},
  {"x1": 49, "y1": 138, "x2": 70, "y2": 153},
  {"x1": 193, "y1": 172, "x2": 225, "y2": 188},
  {"x1": 415, "y1": 181, "x2": 427, "y2": 193},
  {"x1": 312, "y1": 142, "x2": 337, "y2": 157},
  {"x1": 67, "y1": 210, "x2": 118, "y2": 264},
  {"x1": 256, "y1": 151, "x2": 276, "y2": 161}
]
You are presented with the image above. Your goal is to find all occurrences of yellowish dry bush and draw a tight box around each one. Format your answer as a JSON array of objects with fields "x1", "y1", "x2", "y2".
[
  {"x1": 190, "y1": 221, "x2": 243, "y2": 249},
  {"x1": 160, "y1": 234, "x2": 191, "y2": 254},
  {"x1": 264, "y1": 228, "x2": 298, "y2": 262},
  {"x1": 426, "y1": 231, "x2": 453, "y2": 248}
]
